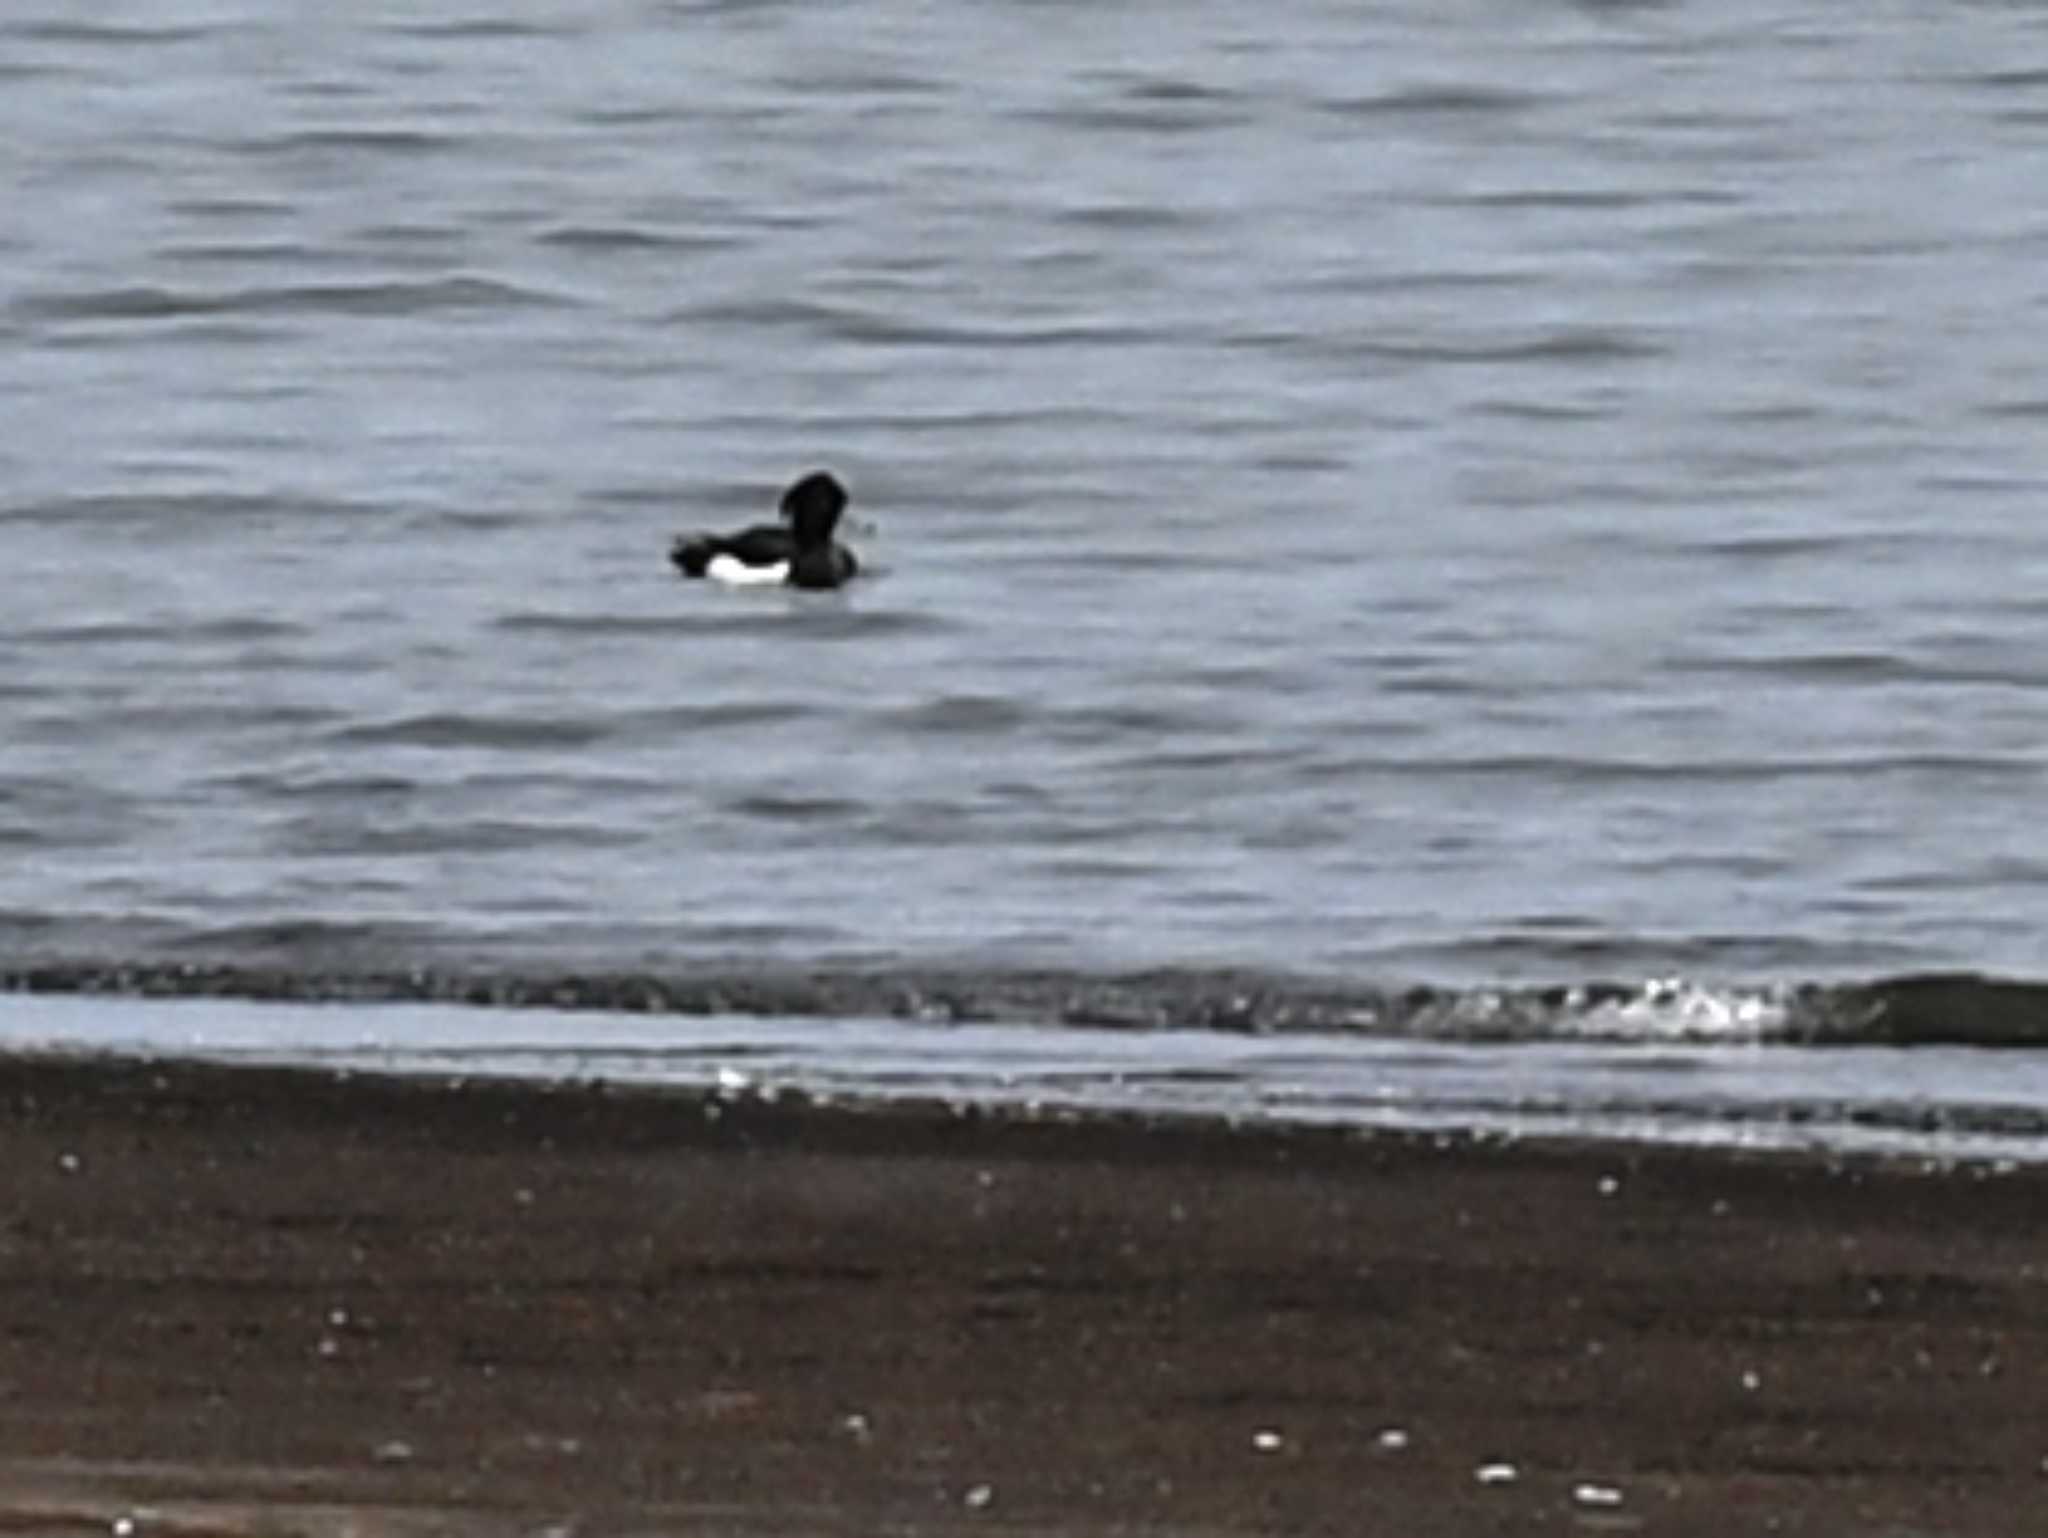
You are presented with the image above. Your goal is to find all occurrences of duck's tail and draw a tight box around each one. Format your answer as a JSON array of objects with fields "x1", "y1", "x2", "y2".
[{"x1": 669, "y1": 535, "x2": 717, "y2": 577}]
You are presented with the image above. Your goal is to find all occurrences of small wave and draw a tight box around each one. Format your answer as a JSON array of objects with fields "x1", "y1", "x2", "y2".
[
  {"x1": 5, "y1": 960, "x2": 2048, "y2": 1050},
  {"x1": 1019, "y1": 101, "x2": 1251, "y2": 135},
  {"x1": 1826, "y1": 974, "x2": 2048, "y2": 1049},
  {"x1": 1959, "y1": 68, "x2": 2048, "y2": 91},
  {"x1": 325, "y1": 712, "x2": 612, "y2": 751},
  {"x1": 668, "y1": 295, "x2": 1157, "y2": 349},
  {"x1": 8, "y1": 21, "x2": 212, "y2": 44},
  {"x1": 1120, "y1": 75, "x2": 1244, "y2": 106},
  {"x1": 379, "y1": 18, "x2": 574, "y2": 38},
  {"x1": 768, "y1": 66, "x2": 942, "y2": 98},
  {"x1": 1316, "y1": 83, "x2": 1550, "y2": 120},
  {"x1": 1457, "y1": 187, "x2": 1665, "y2": 211},
  {"x1": 14, "y1": 276, "x2": 566, "y2": 324},
  {"x1": 235, "y1": 128, "x2": 463, "y2": 157},
  {"x1": 158, "y1": 239, "x2": 329, "y2": 268},
  {"x1": 632, "y1": 700, "x2": 822, "y2": 731},
  {"x1": 1668, "y1": 648, "x2": 2048, "y2": 691},
  {"x1": 569, "y1": 105, "x2": 703, "y2": 128},
  {"x1": 1421, "y1": 328, "x2": 1665, "y2": 364},
  {"x1": 163, "y1": 921, "x2": 447, "y2": 960},
  {"x1": 1056, "y1": 202, "x2": 1205, "y2": 233},
  {"x1": 1353, "y1": 751, "x2": 2043, "y2": 786},
  {"x1": 1685, "y1": 533, "x2": 1862, "y2": 561},
  {"x1": 1229, "y1": 325, "x2": 1660, "y2": 366},
  {"x1": 166, "y1": 195, "x2": 298, "y2": 220},
  {"x1": 535, "y1": 224, "x2": 738, "y2": 253},
  {"x1": 721, "y1": 792, "x2": 866, "y2": 823},
  {"x1": 1673, "y1": 651, "x2": 1984, "y2": 686},
  {"x1": 207, "y1": 770, "x2": 418, "y2": 801},
  {"x1": 13, "y1": 286, "x2": 220, "y2": 321},
  {"x1": 1472, "y1": 397, "x2": 1613, "y2": 423}
]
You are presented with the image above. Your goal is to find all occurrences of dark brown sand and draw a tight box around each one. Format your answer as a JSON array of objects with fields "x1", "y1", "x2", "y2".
[{"x1": 0, "y1": 1054, "x2": 2043, "y2": 1535}]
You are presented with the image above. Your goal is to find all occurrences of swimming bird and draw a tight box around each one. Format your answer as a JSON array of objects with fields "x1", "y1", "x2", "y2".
[{"x1": 669, "y1": 471, "x2": 860, "y2": 590}]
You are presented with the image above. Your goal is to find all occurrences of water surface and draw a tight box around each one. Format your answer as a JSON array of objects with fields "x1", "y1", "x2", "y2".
[{"x1": 7, "y1": 2, "x2": 2048, "y2": 1136}]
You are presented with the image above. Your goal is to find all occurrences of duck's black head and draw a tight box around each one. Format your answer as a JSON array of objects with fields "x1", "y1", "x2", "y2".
[{"x1": 779, "y1": 471, "x2": 849, "y2": 548}]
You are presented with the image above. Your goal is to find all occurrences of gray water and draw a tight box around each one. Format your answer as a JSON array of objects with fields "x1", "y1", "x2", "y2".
[{"x1": 8, "y1": 3, "x2": 2048, "y2": 1037}]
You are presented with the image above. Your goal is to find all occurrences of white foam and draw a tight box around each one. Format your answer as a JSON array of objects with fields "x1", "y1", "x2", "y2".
[
  {"x1": 8, "y1": 992, "x2": 2048, "y2": 1165},
  {"x1": 705, "y1": 554, "x2": 789, "y2": 586},
  {"x1": 1565, "y1": 979, "x2": 1791, "y2": 1042}
]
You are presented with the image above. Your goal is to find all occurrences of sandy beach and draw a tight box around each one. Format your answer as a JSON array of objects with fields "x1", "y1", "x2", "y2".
[{"x1": 0, "y1": 1053, "x2": 2041, "y2": 1536}]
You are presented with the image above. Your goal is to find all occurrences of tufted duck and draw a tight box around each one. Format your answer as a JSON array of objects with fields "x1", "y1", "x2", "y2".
[{"x1": 669, "y1": 471, "x2": 860, "y2": 590}]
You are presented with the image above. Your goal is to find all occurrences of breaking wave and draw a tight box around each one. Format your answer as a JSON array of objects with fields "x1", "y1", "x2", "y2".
[{"x1": 3, "y1": 961, "x2": 2046, "y2": 1048}]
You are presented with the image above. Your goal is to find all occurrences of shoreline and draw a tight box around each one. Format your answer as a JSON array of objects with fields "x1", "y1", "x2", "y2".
[
  {"x1": 1, "y1": 1051, "x2": 2043, "y2": 1534},
  {"x1": 11, "y1": 989, "x2": 2048, "y2": 1170},
  {"x1": 7, "y1": 956, "x2": 2048, "y2": 1047}
]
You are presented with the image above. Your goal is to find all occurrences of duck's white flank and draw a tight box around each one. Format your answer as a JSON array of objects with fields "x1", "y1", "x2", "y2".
[{"x1": 705, "y1": 555, "x2": 790, "y2": 586}]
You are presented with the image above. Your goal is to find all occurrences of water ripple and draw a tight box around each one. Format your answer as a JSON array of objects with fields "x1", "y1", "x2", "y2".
[
  {"x1": 8, "y1": 21, "x2": 214, "y2": 45},
  {"x1": 14, "y1": 277, "x2": 569, "y2": 324},
  {"x1": 234, "y1": 128, "x2": 468, "y2": 157},
  {"x1": 1314, "y1": 83, "x2": 1553, "y2": 119},
  {"x1": 535, "y1": 224, "x2": 741, "y2": 253},
  {"x1": 669, "y1": 296, "x2": 1160, "y2": 348},
  {"x1": 326, "y1": 714, "x2": 615, "y2": 751}
]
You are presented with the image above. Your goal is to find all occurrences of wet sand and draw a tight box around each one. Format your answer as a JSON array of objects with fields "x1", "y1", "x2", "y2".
[{"x1": 0, "y1": 1054, "x2": 2042, "y2": 1535}]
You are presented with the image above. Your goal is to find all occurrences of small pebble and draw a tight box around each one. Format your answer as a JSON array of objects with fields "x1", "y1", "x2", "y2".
[
  {"x1": 1251, "y1": 1430, "x2": 1285, "y2": 1453},
  {"x1": 964, "y1": 1483, "x2": 994, "y2": 1509},
  {"x1": 1375, "y1": 1428, "x2": 1410, "y2": 1451},
  {"x1": 1573, "y1": 1483, "x2": 1624, "y2": 1507},
  {"x1": 1475, "y1": 1462, "x2": 1518, "y2": 1486},
  {"x1": 1596, "y1": 1175, "x2": 1619, "y2": 1197}
]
